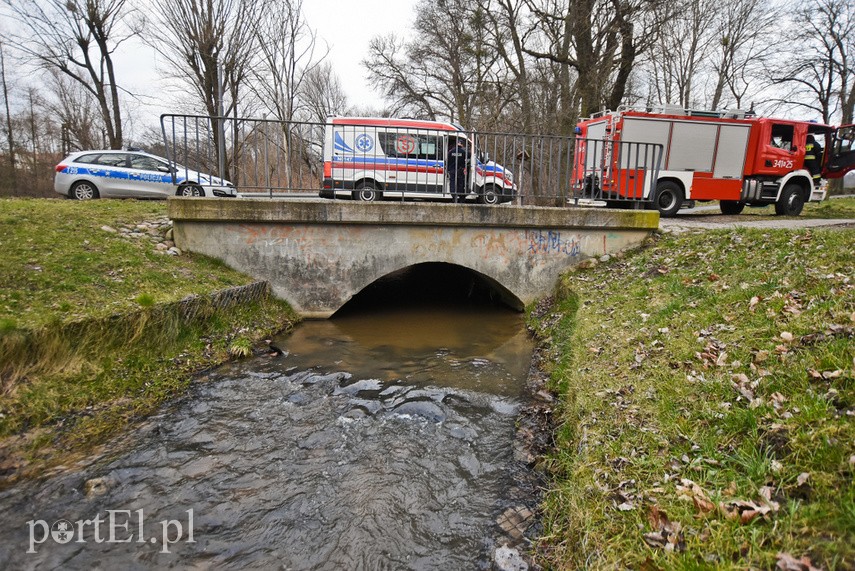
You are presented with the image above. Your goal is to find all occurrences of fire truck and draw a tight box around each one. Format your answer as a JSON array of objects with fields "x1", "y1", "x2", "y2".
[{"x1": 573, "y1": 105, "x2": 855, "y2": 216}]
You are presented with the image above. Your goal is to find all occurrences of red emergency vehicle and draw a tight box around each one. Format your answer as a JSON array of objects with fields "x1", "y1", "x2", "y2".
[{"x1": 573, "y1": 106, "x2": 855, "y2": 216}]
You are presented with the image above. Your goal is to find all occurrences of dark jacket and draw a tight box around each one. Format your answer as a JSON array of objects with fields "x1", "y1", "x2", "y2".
[
  {"x1": 805, "y1": 135, "x2": 822, "y2": 178},
  {"x1": 446, "y1": 144, "x2": 471, "y2": 174}
]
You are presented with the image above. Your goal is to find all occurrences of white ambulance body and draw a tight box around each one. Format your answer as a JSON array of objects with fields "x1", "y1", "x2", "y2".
[{"x1": 320, "y1": 117, "x2": 516, "y2": 204}]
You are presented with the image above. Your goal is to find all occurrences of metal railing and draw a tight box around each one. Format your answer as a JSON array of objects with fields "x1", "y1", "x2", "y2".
[
  {"x1": 571, "y1": 138, "x2": 663, "y2": 207},
  {"x1": 159, "y1": 114, "x2": 663, "y2": 207},
  {"x1": 160, "y1": 114, "x2": 324, "y2": 196}
]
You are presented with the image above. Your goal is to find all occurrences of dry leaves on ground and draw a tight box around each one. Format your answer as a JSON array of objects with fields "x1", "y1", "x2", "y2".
[
  {"x1": 674, "y1": 478, "x2": 785, "y2": 526},
  {"x1": 776, "y1": 552, "x2": 822, "y2": 571},
  {"x1": 719, "y1": 486, "x2": 780, "y2": 524},
  {"x1": 676, "y1": 478, "x2": 716, "y2": 515},
  {"x1": 642, "y1": 506, "x2": 686, "y2": 553}
]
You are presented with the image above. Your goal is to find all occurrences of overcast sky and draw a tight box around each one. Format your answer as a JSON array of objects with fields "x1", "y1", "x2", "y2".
[
  {"x1": 112, "y1": 0, "x2": 418, "y2": 136},
  {"x1": 302, "y1": 0, "x2": 418, "y2": 107}
]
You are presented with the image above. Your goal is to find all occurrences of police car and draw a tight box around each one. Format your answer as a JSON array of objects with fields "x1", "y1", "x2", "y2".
[{"x1": 54, "y1": 149, "x2": 237, "y2": 200}]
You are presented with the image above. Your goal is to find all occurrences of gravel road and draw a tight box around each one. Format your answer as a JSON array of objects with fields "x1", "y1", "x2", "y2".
[
  {"x1": 659, "y1": 196, "x2": 854, "y2": 231},
  {"x1": 659, "y1": 213, "x2": 855, "y2": 231}
]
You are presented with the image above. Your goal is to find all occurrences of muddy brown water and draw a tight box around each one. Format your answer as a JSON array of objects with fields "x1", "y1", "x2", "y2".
[{"x1": 0, "y1": 305, "x2": 536, "y2": 570}]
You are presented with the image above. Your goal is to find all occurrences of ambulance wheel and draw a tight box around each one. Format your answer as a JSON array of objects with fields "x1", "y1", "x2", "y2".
[
  {"x1": 719, "y1": 200, "x2": 745, "y2": 215},
  {"x1": 354, "y1": 183, "x2": 380, "y2": 202},
  {"x1": 479, "y1": 184, "x2": 500, "y2": 205},
  {"x1": 653, "y1": 181, "x2": 683, "y2": 217},
  {"x1": 775, "y1": 183, "x2": 804, "y2": 216}
]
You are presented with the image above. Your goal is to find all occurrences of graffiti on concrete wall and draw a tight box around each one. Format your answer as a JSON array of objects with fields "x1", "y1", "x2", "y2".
[
  {"x1": 233, "y1": 224, "x2": 587, "y2": 261},
  {"x1": 236, "y1": 224, "x2": 309, "y2": 248},
  {"x1": 525, "y1": 230, "x2": 582, "y2": 257}
]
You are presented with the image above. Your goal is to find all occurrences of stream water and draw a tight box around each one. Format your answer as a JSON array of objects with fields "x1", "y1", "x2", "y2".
[{"x1": 0, "y1": 303, "x2": 536, "y2": 570}]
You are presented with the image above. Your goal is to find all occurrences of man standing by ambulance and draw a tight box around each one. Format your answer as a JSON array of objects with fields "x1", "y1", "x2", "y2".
[{"x1": 446, "y1": 138, "x2": 471, "y2": 203}]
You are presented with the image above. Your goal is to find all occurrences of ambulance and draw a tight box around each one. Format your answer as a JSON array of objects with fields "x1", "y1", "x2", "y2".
[{"x1": 320, "y1": 117, "x2": 516, "y2": 204}]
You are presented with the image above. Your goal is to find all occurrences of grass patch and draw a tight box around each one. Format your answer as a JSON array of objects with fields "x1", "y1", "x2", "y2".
[
  {"x1": 0, "y1": 198, "x2": 253, "y2": 329},
  {"x1": 529, "y1": 228, "x2": 854, "y2": 569},
  {"x1": 803, "y1": 196, "x2": 855, "y2": 219},
  {"x1": 0, "y1": 198, "x2": 298, "y2": 483},
  {"x1": 688, "y1": 196, "x2": 855, "y2": 219}
]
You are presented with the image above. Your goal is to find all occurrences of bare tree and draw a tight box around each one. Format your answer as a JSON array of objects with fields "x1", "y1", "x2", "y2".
[
  {"x1": 520, "y1": 0, "x2": 584, "y2": 130},
  {"x1": 301, "y1": 62, "x2": 351, "y2": 124},
  {"x1": 0, "y1": 39, "x2": 15, "y2": 187},
  {"x1": 147, "y1": 0, "x2": 263, "y2": 177},
  {"x1": 477, "y1": 0, "x2": 538, "y2": 131},
  {"x1": 1, "y1": 0, "x2": 133, "y2": 149},
  {"x1": 708, "y1": 0, "x2": 777, "y2": 110},
  {"x1": 644, "y1": 0, "x2": 718, "y2": 108},
  {"x1": 363, "y1": 0, "x2": 500, "y2": 126},
  {"x1": 521, "y1": 0, "x2": 662, "y2": 131},
  {"x1": 249, "y1": 0, "x2": 327, "y2": 124},
  {"x1": 364, "y1": 34, "x2": 437, "y2": 118},
  {"x1": 769, "y1": 0, "x2": 855, "y2": 124},
  {"x1": 3, "y1": 87, "x2": 64, "y2": 195},
  {"x1": 44, "y1": 68, "x2": 105, "y2": 150},
  {"x1": 245, "y1": 0, "x2": 335, "y2": 189}
]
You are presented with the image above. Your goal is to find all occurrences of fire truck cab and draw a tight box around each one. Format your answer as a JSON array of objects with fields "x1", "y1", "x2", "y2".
[{"x1": 574, "y1": 106, "x2": 855, "y2": 217}]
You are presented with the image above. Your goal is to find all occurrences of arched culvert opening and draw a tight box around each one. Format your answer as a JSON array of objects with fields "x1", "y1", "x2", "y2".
[{"x1": 333, "y1": 262, "x2": 524, "y2": 318}]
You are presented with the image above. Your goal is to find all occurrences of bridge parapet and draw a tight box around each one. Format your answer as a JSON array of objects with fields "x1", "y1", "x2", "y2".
[{"x1": 168, "y1": 198, "x2": 659, "y2": 318}]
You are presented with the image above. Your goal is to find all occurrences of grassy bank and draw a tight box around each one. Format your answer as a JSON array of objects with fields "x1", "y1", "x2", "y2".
[
  {"x1": 804, "y1": 196, "x2": 855, "y2": 219},
  {"x1": 0, "y1": 199, "x2": 298, "y2": 482},
  {"x1": 530, "y1": 228, "x2": 854, "y2": 569}
]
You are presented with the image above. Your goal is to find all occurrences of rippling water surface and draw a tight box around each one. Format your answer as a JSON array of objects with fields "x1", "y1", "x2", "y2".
[{"x1": 0, "y1": 306, "x2": 534, "y2": 570}]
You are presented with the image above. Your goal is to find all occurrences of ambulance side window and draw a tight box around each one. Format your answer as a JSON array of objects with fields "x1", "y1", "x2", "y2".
[
  {"x1": 378, "y1": 132, "x2": 400, "y2": 157},
  {"x1": 378, "y1": 132, "x2": 441, "y2": 160},
  {"x1": 770, "y1": 124, "x2": 795, "y2": 150},
  {"x1": 417, "y1": 135, "x2": 441, "y2": 160}
]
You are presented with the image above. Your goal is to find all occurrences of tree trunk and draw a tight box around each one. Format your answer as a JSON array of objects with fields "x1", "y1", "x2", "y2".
[
  {"x1": 606, "y1": 14, "x2": 636, "y2": 112},
  {"x1": 0, "y1": 42, "x2": 16, "y2": 190}
]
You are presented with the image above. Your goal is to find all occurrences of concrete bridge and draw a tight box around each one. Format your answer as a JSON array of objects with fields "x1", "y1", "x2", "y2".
[{"x1": 168, "y1": 198, "x2": 659, "y2": 318}]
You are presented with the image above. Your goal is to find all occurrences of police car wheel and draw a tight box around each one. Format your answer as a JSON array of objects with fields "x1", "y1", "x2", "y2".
[
  {"x1": 177, "y1": 184, "x2": 205, "y2": 197},
  {"x1": 354, "y1": 183, "x2": 379, "y2": 202},
  {"x1": 70, "y1": 181, "x2": 99, "y2": 200},
  {"x1": 479, "y1": 184, "x2": 500, "y2": 205}
]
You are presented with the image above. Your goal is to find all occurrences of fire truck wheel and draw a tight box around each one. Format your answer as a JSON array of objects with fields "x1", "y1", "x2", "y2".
[
  {"x1": 775, "y1": 183, "x2": 805, "y2": 216},
  {"x1": 354, "y1": 182, "x2": 380, "y2": 202},
  {"x1": 653, "y1": 181, "x2": 684, "y2": 217},
  {"x1": 479, "y1": 184, "x2": 500, "y2": 205},
  {"x1": 719, "y1": 200, "x2": 745, "y2": 215}
]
